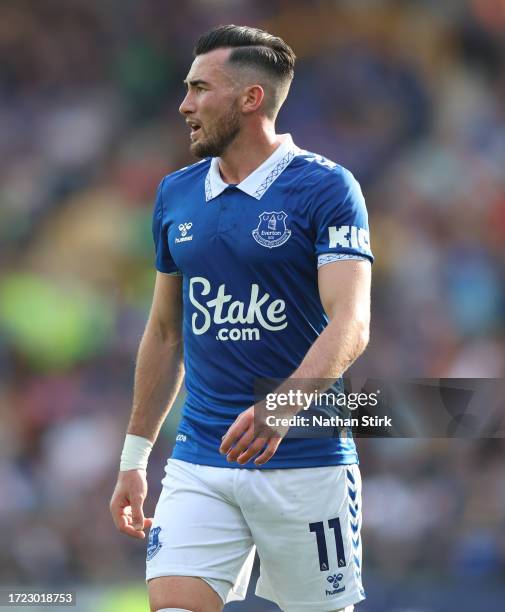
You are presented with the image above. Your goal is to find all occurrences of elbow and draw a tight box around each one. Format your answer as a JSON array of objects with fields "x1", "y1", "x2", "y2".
[
  {"x1": 162, "y1": 330, "x2": 184, "y2": 353},
  {"x1": 147, "y1": 316, "x2": 183, "y2": 348},
  {"x1": 354, "y1": 319, "x2": 370, "y2": 357}
]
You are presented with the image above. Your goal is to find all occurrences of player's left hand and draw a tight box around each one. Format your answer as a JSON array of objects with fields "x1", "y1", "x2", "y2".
[{"x1": 220, "y1": 404, "x2": 290, "y2": 466}]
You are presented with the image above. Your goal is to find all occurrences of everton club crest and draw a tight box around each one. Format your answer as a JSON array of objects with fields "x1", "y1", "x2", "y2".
[
  {"x1": 252, "y1": 211, "x2": 291, "y2": 248},
  {"x1": 146, "y1": 526, "x2": 163, "y2": 561}
]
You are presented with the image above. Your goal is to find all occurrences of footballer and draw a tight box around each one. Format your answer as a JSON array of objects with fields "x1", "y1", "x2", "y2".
[{"x1": 110, "y1": 24, "x2": 372, "y2": 612}]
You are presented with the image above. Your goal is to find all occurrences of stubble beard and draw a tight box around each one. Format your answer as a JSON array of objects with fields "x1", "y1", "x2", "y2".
[{"x1": 190, "y1": 103, "x2": 241, "y2": 159}]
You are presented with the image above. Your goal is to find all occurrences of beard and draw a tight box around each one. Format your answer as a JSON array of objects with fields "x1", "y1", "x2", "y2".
[{"x1": 190, "y1": 102, "x2": 241, "y2": 158}]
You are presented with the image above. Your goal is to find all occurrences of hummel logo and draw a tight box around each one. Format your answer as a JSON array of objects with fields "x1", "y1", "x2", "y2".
[
  {"x1": 176, "y1": 222, "x2": 193, "y2": 243},
  {"x1": 179, "y1": 222, "x2": 192, "y2": 236},
  {"x1": 327, "y1": 573, "x2": 343, "y2": 586},
  {"x1": 325, "y1": 572, "x2": 345, "y2": 596}
]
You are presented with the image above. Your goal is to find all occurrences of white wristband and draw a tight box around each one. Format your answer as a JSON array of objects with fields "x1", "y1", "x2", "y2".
[{"x1": 120, "y1": 434, "x2": 153, "y2": 471}]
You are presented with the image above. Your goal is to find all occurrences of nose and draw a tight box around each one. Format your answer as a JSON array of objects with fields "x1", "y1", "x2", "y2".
[{"x1": 179, "y1": 91, "x2": 195, "y2": 116}]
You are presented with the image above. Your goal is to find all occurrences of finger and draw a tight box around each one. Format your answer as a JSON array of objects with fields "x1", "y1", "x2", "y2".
[
  {"x1": 144, "y1": 517, "x2": 154, "y2": 529},
  {"x1": 236, "y1": 437, "x2": 268, "y2": 465},
  {"x1": 225, "y1": 426, "x2": 255, "y2": 462},
  {"x1": 130, "y1": 494, "x2": 146, "y2": 531},
  {"x1": 220, "y1": 416, "x2": 251, "y2": 455},
  {"x1": 109, "y1": 497, "x2": 128, "y2": 531},
  {"x1": 124, "y1": 514, "x2": 153, "y2": 531},
  {"x1": 118, "y1": 514, "x2": 148, "y2": 539},
  {"x1": 254, "y1": 438, "x2": 281, "y2": 466}
]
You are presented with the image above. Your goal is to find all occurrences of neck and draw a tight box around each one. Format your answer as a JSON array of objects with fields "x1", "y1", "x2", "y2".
[{"x1": 218, "y1": 121, "x2": 282, "y2": 184}]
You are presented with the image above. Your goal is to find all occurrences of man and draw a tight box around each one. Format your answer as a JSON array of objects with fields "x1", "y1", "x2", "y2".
[{"x1": 110, "y1": 25, "x2": 372, "y2": 612}]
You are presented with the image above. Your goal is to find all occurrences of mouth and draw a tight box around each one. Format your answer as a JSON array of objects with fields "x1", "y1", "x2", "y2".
[{"x1": 186, "y1": 120, "x2": 202, "y2": 138}]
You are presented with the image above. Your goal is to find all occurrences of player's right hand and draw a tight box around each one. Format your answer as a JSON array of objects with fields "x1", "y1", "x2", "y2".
[{"x1": 109, "y1": 469, "x2": 153, "y2": 540}]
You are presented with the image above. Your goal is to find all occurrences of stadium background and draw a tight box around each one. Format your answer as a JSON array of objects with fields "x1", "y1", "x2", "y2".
[{"x1": 1, "y1": 0, "x2": 504, "y2": 610}]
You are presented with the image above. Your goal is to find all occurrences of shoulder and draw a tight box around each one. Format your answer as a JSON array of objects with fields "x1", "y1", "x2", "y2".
[
  {"x1": 291, "y1": 150, "x2": 361, "y2": 197},
  {"x1": 290, "y1": 150, "x2": 363, "y2": 205},
  {"x1": 160, "y1": 158, "x2": 211, "y2": 193}
]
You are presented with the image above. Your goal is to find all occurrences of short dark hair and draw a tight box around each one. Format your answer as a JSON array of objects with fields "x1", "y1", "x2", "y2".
[{"x1": 194, "y1": 24, "x2": 296, "y2": 82}]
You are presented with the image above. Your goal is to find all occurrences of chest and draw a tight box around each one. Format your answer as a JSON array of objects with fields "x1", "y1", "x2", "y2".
[{"x1": 166, "y1": 186, "x2": 314, "y2": 272}]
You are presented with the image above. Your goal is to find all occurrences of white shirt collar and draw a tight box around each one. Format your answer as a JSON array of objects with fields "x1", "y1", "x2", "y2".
[{"x1": 204, "y1": 134, "x2": 300, "y2": 202}]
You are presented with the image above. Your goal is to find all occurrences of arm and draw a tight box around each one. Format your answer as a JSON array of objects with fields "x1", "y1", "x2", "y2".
[
  {"x1": 220, "y1": 259, "x2": 371, "y2": 465},
  {"x1": 110, "y1": 272, "x2": 184, "y2": 539},
  {"x1": 127, "y1": 271, "x2": 184, "y2": 441},
  {"x1": 292, "y1": 258, "x2": 371, "y2": 380}
]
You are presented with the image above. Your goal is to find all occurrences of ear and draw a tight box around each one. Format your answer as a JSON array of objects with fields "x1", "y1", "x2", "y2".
[{"x1": 240, "y1": 84, "x2": 265, "y2": 115}]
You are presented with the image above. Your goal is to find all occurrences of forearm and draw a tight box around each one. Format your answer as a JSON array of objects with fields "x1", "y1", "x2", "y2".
[
  {"x1": 126, "y1": 323, "x2": 184, "y2": 443},
  {"x1": 276, "y1": 313, "x2": 369, "y2": 403},
  {"x1": 295, "y1": 315, "x2": 368, "y2": 381},
  {"x1": 221, "y1": 313, "x2": 370, "y2": 466}
]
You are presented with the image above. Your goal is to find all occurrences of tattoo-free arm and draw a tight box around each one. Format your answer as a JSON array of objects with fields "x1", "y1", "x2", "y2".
[
  {"x1": 110, "y1": 271, "x2": 184, "y2": 539},
  {"x1": 126, "y1": 271, "x2": 184, "y2": 443},
  {"x1": 292, "y1": 258, "x2": 371, "y2": 381}
]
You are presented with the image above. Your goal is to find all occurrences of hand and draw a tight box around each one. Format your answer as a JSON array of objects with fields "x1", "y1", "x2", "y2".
[
  {"x1": 219, "y1": 404, "x2": 291, "y2": 466},
  {"x1": 109, "y1": 469, "x2": 153, "y2": 539}
]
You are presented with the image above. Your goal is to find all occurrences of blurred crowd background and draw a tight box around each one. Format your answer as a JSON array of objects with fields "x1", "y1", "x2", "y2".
[{"x1": 1, "y1": 0, "x2": 504, "y2": 610}]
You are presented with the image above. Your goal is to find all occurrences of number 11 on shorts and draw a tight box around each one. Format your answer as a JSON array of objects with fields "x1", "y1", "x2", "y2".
[{"x1": 309, "y1": 518, "x2": 346, "y2": 571}]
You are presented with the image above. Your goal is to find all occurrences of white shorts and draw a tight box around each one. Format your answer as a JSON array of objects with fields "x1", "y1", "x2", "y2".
[{"x1": 146, "y1": 458, "x2": 365, "y2": 612}]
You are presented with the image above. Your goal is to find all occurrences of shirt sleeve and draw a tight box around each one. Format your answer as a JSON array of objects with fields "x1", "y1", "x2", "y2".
[
  {"x1": 152, "y1": 177, "x2": 180, "y2": 275},
  {"x1": 312, "y1": 168, "x2": 373, "y2": 266}
]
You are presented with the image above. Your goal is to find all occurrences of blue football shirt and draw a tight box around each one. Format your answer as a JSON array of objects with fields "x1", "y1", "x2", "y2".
[{"x1": 152, "y1": 135, "x2": 373, "y2": 468}]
